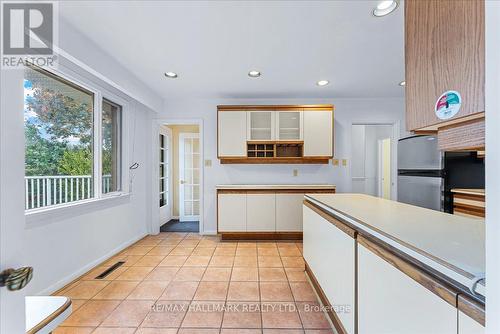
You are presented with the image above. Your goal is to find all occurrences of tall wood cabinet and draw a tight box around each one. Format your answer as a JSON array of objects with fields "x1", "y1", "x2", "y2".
[{"x1": 405, "y1": 0, "x2": 485, "y2": 151}]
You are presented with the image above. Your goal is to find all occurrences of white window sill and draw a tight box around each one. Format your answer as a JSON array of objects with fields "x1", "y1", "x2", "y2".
[{"x1": 25, "y1": 193, "x2": 131, "y2": 228}]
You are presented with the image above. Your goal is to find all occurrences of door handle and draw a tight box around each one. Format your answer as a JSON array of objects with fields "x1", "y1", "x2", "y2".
[{"x1": 0, "y1": 267, "x2": 33, "y2": 291}]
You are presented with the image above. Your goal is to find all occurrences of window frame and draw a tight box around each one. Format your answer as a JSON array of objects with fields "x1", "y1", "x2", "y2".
[{"x1": 24, "y1": 63, "x2": 130, "y2": 221}]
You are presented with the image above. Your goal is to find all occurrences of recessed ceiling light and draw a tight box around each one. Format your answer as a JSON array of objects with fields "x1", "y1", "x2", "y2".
[
  {"x1": 317, "y1": 80, "x2": 329, "y2": 87},
  {"x1": 373, "y1": 0, "x2": 399, "y2": 17},
  {"x1": 164, "y1": 72, "x2": 178, "y2": 78},
  {"x1": 399, "y1": 80, "x2": 406, "y2": 86},
  {"x1": 248, "y1": 70, "x2": 261, "y2": 78}
]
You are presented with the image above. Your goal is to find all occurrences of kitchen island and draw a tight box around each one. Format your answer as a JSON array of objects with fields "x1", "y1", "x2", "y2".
[{"x1": 303, "y1": 193, "x2": 485, "y2": 334}]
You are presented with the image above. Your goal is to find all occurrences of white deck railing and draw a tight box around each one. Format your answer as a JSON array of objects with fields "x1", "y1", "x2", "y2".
[{"x1": 25, "y1": 175, "x2": 111, "y2": 210}]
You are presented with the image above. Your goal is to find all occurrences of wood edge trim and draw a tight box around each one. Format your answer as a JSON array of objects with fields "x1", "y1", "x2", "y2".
[
  {"x1": 303, "y1": 200, "x2": 357, "y2": 238},
  {"x1": 457, "y1": 294, "x2": 485, "y2": 326},
  {"x1": 357, "y1": 235, "x2": 458, "y2": 308},
  {"x1": 439, "y1": 116, "x2": 485, "y2": 132},
  {"x1": 220, "y1": 157, "x2": 331, "y2": 164},
  {"x1": 217, "y1": 104, "x2": 334, "y2": 111},
  {"x1": 27, "y1": 297, "x2": 72, "y2": 334},
  {"x1": 414, "y1": 112, "x2": 485, "y2": 132},
  {"x1": 217, "y1": 189, "x2": 336, "y2": 194},
  {"x1": 305, "y1": 261, "x2": 347, "y2": 334},
  {"x1": 220, "y1": 232, "x2": 303, "y2": 241},
  {"x1": 453, "y1": 193, "x2": 485, "y2": 201}
]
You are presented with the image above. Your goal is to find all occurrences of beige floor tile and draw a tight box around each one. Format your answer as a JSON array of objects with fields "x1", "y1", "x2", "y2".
[
  {"x1": 261, "y1": 302, "x2": 302, "y2": 329},
  {"x1": 134, "y1": 255, "x2": 166, "y2": 267},
  {"x1": 80, "y1": 266, "x2": 110, "y2": 281},
  {"x1": 258, "y1": 248, "x2": 280, "y2": 256},
  {"x1": 209, "y1": 256, "x2": 234, "y2": 267},
  {"x1": 160, "y1": 281, "x2": 199, "y2": 300},
  {"x1": 116, "y1": 266, "x2": 154, "y2": 281},
  {"x1": 278, "y1": 247, "x2": 302, "y2": 257},
  {"x1": 127, "y1": 281, "x2": 169, "y2": 300},
  {"x1": 296, "y1": 302, "x2": 331, "y2": 329},
  {"x1": 289, "y1": 282, "x2": 317, "y2": 302},
  {"x1": 214, "y1": 247, "x2": 236, "y2": 256},
  {"x1": 258, "y1": 256, "x2": 283, "y2": 268},
  {"x1": 234, "y1": 256, "x2": 258, "y2": 267},
  {"x1": 181, "y1": 301, "x2": 224, "y2": 328},
  {"x1": 145, "y1": 267, "x2": 180, "y2": 281},
  {"x1": 281, "y1": 257, "x2": 305, "y2": 269},
  {"x1": 101, "y1": 300, "x2": 154, "y2": 327},
  {"x1": 184, "y1": 255, "x2": 211, "y2": 267},
  {"x1": 178, "y1": 240, "x2": 200, "y2": 248},
  {"x1": 173, "y1": 267, "x2": 206, "y2": 281},
  {"x1": 237, "y1": 242, "x2": 257, "y2": 248},
  {"x1": 227, "y1": 282, "x2": 260, "y2": 301},
  {"x1": 285, "y1": 268, "x2": 308, "y2": 282},
  {"x1": 257, "y1": 242, "x2": 277, "y2": 248},
  {"x1": 260, "y1": 282, "x2": 294, "y2": 302},
  {"x1": 53, "y1": 327, "x2": 95, "y2": 334},
  {"x1": 62, "y1": 300, "x2": 120, "y2": 327},
  {"x1": 263, "y1": 330, "x2": 305, "y2": 334},
  {"x1": 170, "y1": 247, "x2": 195, "y2": 256},
  {"x1": 202, "y1": 267, "x2": 232, "y2": 281},
  {"x1": 216, "y1": 242, "x2": 237, "y2": 248},
  {"x1": 192, "y1": 247, "x2": 215, "y2": 256},
  {"x1": 236, "y1": 248, "x2": 258, "y2": 256},
  {"x1": 135, "y1": 328, "x2": 178, "y2": 334},
  {"x1": 221, "y1": 329, "x2": 262, "y2": 334},
  {"x1": 158, "y1": 255, "x2": 188, "y2": 266},
  {"x1": 125, "y1": 246, "x2": 154, "y2": 256},
  {"x1": 178, "y1": 329, "x2": 220, "y2": 334},
  {"x1": 193, "y1": 281, "x2": 229, "y2": 301},
  {"x1": 70, "y1": 299, "x2": 88, "y2": 313},
  {"x1": 65, "y1": 281, "x2": 109, "y2": 299},
  {"x1": 259, "y1": 268, "x2": 287, "y2": 282},
  {"x1": 147, "y1": 246, "x2": 174, "y2": 256},
  {"x1": 93, "y1": 281, "x2": 139, "y2": 300},
  {"x1": 222, "y1": 302, "x2": 261, "y2": 328},
  {"x1": 159, "y1": 239, "x2": 181, "y2": 246},
  {"x1": 141, "y1": 301, "x2": 189, "y2": 327},
  {"x1": 303, "y1": 330, "x2": 333, "y2": 334},
  {"x1": 231, "y1": 267, "x2": 259, "y2": 281},
  {"x1": 197, "y1": 239, "x2": 219, "y2": 247},
  {"x1": 92, "y1": 327, "x2": 136, "y2": 334}
]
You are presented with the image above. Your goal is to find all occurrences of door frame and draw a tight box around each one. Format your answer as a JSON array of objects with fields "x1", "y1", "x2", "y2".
[
  {"x1": 377, "y1": 138, "x2": 391, "y2": 199},
  {"x1": 351, "y1": 121, "x2": 400, "y2": 200},
  {"x1": 151, "y1": 118, "x2": 204, "y2": 235},
  {"x1": 178, "y1": 132, "x2": 200, "y2": 222},
  {"x1": 159, "y1": 126, "x2": 172, "y2": 224}
]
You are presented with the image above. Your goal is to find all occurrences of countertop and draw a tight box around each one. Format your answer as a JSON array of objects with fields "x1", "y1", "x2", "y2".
[
  {"x1": 26, "y1": 296, "x2": 72, "y2": 334},
  {"x1": 305, "y1": 193, "x2": 485, "y2": 296},
  {"x1": 216, "y1": 184, "x2": 336, "y2": 190},
  {"x1": 451, "y1": 188, "x2": 485, "y2": 196}
]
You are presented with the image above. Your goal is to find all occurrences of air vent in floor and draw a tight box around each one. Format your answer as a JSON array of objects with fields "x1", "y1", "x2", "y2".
[{"x1": 95, "y1": 261, "x2": 125, "y2": 279}]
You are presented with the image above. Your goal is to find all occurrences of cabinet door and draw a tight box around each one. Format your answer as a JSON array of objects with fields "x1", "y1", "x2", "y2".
[
  {"x1": 303, "y1": 110, "x2": 333, "y2": 157},
  {"x1": 218, "y1": 194, "x2": 246, "y2": 232},
  {"x1": 303, "y1": 205, "x2": 356, "y2": 333},
  {"x1": 358, "y1": 243, "x2": 457, "y2": 334},
  {"x1": 246, "y1": 193, "x2": 275, "y2": 231},
  {"x1": 458, "y1": 311, "x2": 484, "y2": 334},
  {"x1": 276, "y1": 110, "x2": 303, "y2": 141},
  {"x1": 218, "y1": 111, "x2": 247, "y2": 157},
  {"x1": 405, "y1": 0, "x2": 484, "y2": 131},
  {"x1": 276, "y1": 194, "x2": 303, "y2": 231},
  {"x1": 247, "y1": 111, "x2": 275, "y2": 141}
]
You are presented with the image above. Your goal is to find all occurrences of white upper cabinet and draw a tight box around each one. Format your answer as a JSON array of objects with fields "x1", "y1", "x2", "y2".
[
  {"x1": 218, "y1": 111, "x2": 247, "y2": 157},
  {"x1": 303, "y1": 110, "x2": 333, "y2": 157},
  {"x1": 276, "y1": 110, "x2": 303, "y2": 141},
  {"x1": 247, "y1": 111, "x2": 275, "y2": 141}
]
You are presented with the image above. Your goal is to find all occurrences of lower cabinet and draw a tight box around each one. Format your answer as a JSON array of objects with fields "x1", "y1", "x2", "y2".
[
  {"x1": 459, "y1": 311, "x2": 484, "y2": 334},
  {"x1": 247, "y1": 193, "x2": 276, "y2": 231},
  {"x1": 357, "y1": 243, "x2": 457, "y2": 334},
  {"x1": 217, "y1": 193, "x2": 246, "y2": 231},
  {"x1": 276, "y1": 194, "x2": 304, "y2": 231},
  {"x1": 303, "y1": 205, "x2": 356, "y2": 334}
]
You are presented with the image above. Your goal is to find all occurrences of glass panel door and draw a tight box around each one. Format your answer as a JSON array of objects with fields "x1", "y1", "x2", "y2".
[
  {"x1": 179, "y1": 133, "x2": 200, "y2": 221},
  {"x1": 277, "y1": 111, "x2": 302, "y2": 140},
  {"x1": 248, "y1": 111, "x2": 274, "y2": 140}
]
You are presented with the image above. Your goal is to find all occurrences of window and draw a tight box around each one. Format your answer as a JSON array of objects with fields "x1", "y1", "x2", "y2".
[
  {"x1": 24, "y1": 66, "x2": 125, "y2": 211},
  {"x1": 102, "y1": 100, "x2": 122, "y2": 194},
  {"x1": 159, "y1": 133, "x2": 169, "y2": 207}
]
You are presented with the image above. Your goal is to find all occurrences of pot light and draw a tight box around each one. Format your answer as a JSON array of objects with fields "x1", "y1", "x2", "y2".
[
  {"x1": 399, "y1": 80, "x2": 406, "y2": 86},
  {"x1": 248, "y1": 70, "x2": 261, "y2": 78},
  {"x1": 373, "y1": 0, "x2": 399, "y2": 17},
  {"x1": 164, "y1": 72, "x2": 178, "y2": 78},
  {"x1": 317, "y1": 80, "x2": 329, "y2": 87}
]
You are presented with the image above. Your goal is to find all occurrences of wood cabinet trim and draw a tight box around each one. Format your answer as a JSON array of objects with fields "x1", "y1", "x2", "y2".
[
  {"x1": 220, "y1": 157, "x2": 331, "y2": 164},
  {"x1": 27, "y1": 297, "x2": 72, "y2": 334},
  {"x1": 357, "y1": 235, "x2": 458, "y2": 308},
  {"x1": 304, "y1": 200, "x2": 357, "y2": 238},
  {"x1": 457, "y1": 294, "x2": 485, "y2": 326},
  {"x1": 217, "y1": 188, "x2": 336, "y2": 194},
  {"x1": 305, "y1": 261, "x2": 348, "y2": 334},
  {"x1": 218, "y1": 104, "x2": 334, "y2": 111}
]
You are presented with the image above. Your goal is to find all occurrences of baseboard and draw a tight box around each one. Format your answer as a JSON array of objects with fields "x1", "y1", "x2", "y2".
[
  {"x1": 38, "y1": 232, "x2": 147, "y2": 296},
  {"x1": 305, "y1": 261, "x2": 347, "y2": 334},
  {"x1": 220, "y1": 232, "x2": 303, "y2": 241}
]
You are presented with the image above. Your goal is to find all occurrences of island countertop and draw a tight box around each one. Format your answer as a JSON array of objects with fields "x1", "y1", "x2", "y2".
[
  {"x1": 305, "y1": 193, "x2": 485, "y2": 297},
  {"x1": 216, "y1": 184, "x2": 336, "y2": 190}
]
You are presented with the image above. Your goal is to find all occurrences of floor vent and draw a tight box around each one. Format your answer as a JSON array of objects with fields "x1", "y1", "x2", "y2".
[{"x1": 95, "y1": 261, "x2": 125, "y2": 279}]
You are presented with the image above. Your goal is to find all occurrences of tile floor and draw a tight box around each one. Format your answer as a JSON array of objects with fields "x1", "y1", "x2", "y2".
[{"x1": 54, "y1": 232, "x2": 333, "y2": 334}]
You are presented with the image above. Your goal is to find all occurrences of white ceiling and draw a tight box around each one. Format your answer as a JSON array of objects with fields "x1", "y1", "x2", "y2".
[{"x1": 59, "y1": 1, "x2": 405, "y2": 100}]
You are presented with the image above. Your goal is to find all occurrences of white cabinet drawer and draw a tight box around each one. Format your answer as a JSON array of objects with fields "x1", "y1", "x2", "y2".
[
  {"x1": 246, "y1": 193, "x2": 276, "y2": 231},
  {"x1": 276, "y1": 194, "x2": 304, "y2": 231},
  {"x1": 358, "y1": 242, "x2": 457, "y2": 334},
  {"x1": 218, "y1": 194, "x2": 246, "y2": 232}
]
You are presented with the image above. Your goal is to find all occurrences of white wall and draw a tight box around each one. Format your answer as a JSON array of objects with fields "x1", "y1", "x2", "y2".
[
  {"x1": 0, "y1": 19, "x2": 160, "y2": 333},
  {"x1": 159, "y1": 97, "x2": 405, "y2": 233}
]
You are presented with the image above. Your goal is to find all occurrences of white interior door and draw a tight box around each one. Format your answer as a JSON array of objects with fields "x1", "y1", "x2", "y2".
[
  {"x1": 159, "y1": 127, "x2": 172, "y2": 223},
  {"x1": 179, "y1": 133, "x2": 200, "y2": 222}
]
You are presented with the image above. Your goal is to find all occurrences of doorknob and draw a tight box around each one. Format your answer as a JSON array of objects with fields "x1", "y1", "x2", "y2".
[
  {"x1": 0, "y1": 267, "x2": 33, "y2": 291},
  {"x1": 180, "y1": 180, "x2": 185, "y2": 184}
]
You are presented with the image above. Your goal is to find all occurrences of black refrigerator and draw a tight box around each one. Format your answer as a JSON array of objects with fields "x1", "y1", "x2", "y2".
[{"x1": 397, "y1": 135, "x2": 484, "y2": 212}]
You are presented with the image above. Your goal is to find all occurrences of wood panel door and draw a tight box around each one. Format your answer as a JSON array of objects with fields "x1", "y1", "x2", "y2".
[{"x1": 405, "y1": 0, "x2": 484, "y2": 131}]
